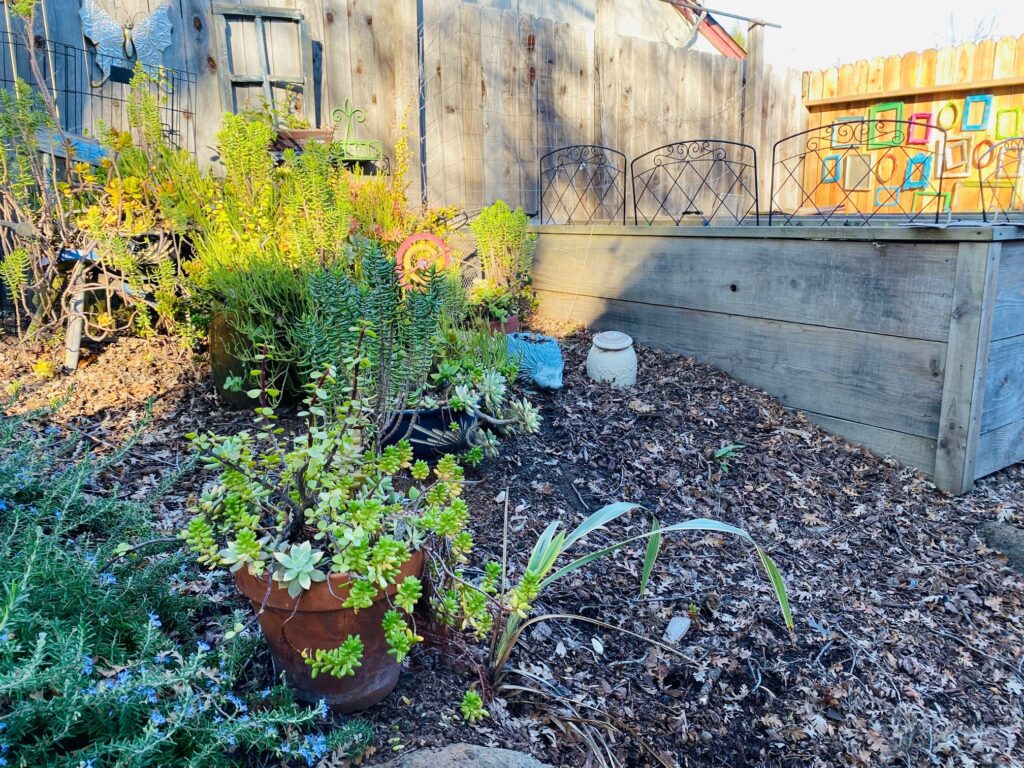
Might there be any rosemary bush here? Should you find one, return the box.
[0,411,371,767]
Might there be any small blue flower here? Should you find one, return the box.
[83,553,98,566]
[82,656,94,675]
[226,735,237,747]
[150,711,166,726]
[53,510,62,520]
[0,755,8,766]
[115,669,131,686]
[316,699,327,718]
[0,632,10,643]
[98,572,116,586]
[909,579,918,588]
[260,688,271,699]
[0,501,8,512]
[148,613,162,628]
[82,686,98,696]
[226,692,248,712]
[142,687,158,704]
[265,725,278,738]
[197,640,211,653]
[153,651,170,665]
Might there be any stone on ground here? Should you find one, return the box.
[377,743,550,768]
[979,522,1024,574]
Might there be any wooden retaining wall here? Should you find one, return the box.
[530,224,1024,494]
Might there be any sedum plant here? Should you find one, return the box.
[467,200,536,321]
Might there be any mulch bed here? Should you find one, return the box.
[3,324,1023,767]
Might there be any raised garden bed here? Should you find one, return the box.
[531,224,1024,494]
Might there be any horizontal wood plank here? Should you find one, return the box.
[533,234,958,341]
[800,410,937,476]
[537,290,946,438]
[981,333,1024,432]
[530,225,1024,242]
[991,242,1024,341]
[976,417,1024,478]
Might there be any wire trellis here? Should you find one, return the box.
[539,144,626,225]
[769,120,948,226]
[631,139,758,226]
[979,137,1024,224]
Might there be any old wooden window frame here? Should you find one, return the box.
[211,3,314,122]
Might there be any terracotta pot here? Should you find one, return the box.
[488,314,520,334]
[234,548,425,712]
[273,127,335,151]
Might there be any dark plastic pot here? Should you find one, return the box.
[234,549,425,712]
[488,314,520,334]
[208,313,252,408]
[380,406,478,460]
[273,127,335,151]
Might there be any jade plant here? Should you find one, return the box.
[181,353,482,673]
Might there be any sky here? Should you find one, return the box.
[716,0,1024,71]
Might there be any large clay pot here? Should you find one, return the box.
[235,548,425,712]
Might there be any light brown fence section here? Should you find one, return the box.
[801,35,1024,215]
[4,1,806,214]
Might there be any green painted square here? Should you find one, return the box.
[867,102,906,149]
[912,190,951,213]
[996,107,1021,140]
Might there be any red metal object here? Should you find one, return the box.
[235,549,425,712]
[671,4,747,59]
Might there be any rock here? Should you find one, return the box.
[376,743,551,768]
[663,615,691,644]
[979,522,1024,574]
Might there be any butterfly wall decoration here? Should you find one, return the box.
[79,0,172,86]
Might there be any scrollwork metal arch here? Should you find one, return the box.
[538,145,627,225]
[630,139,759,226]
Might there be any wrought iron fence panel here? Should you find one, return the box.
[538,145,626,225]
[769,120,947,226]
[0,30,197,156]
[979,137,1024,224]
[631,140,759,226]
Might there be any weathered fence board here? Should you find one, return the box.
[3,0,806,212]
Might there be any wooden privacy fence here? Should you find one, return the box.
[802,34,1024,216]
[0,0,805,214]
